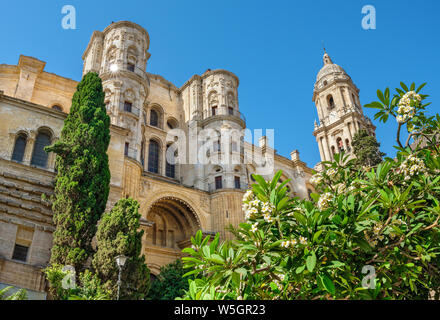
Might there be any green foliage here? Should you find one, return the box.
[352,129,385,167]
[0,286,28,300]
[148,259,194,300]
[180,83,440,300]
[46,72,111,271]
[92,198,150,300]
[44,264,109,300]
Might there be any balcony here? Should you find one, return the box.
[120,102,140,117]
[101,60,150,86]
[208,179,249,192]
[202,107,246,124]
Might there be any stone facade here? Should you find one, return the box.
[0,21,375,298]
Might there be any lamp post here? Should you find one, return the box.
[115,254,127,300]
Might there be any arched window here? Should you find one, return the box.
[215,176,223,190]
[12,133,27,163]
[336,137,344,152]
[328,95,335,109]
[166,145,176,179]
[167,118,178,130]
[148,140,160,174]
[52,105,63,112]
[31,130,52,168]
[150,110,159,127]
[345,139,351,152]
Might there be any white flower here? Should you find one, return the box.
[299,236,307,245]
[396,91,421,124]
[326,168,337,179]
[310,173,323,185]
[250,223,258,233]
[399,154,426,180]
[317,192,333,210]
[336,183,346,194]
[263,213,274,223]
[281,239,297,248]
[243,190,254,202]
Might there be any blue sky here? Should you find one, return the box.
[1,0,439,168]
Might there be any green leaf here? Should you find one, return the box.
[364,101,383,109]
[306,251,317,272]
[400,82,409,92]
[296,265,306,274]
[377,90,385,104]
[416,82,427,93]
[321,274,336,295]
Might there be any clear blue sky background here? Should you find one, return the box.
[1,0,439,168]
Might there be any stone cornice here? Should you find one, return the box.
[0,93,66,120]
[141,173,209,196]
[201,114,245,128]
[102,21,150,49]
[179,69,240,92]
[147,72,179,92]
[0,92,130,136]
[313,112,365,136]
[312,78,359,101]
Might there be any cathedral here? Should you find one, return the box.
[0,21,374,299]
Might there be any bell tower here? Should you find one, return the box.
[312,51,376,163]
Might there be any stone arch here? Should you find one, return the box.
[144,196,202,250]
[149,103,164,129]
[30,127,54,169]
[11,131,28,163]
[166,116,179,130]
[147,137,163,174]
[327,94,335,109]
[278,172,294,195]
[49,101,64,112]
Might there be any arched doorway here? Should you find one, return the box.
[145,197,201,251]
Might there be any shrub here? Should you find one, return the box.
[180,83,440,300]
[148,259,193,300]
[92,198,150,300]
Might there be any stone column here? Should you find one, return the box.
[23,130,37,165]
[317,138,325,162]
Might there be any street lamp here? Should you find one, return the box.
[115,254,127,300]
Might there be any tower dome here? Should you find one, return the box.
[315,52,350,90]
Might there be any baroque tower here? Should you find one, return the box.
[313,52,375,164]
[82,21,151,199]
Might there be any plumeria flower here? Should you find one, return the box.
[326,168,337,179]
[317,192,333,210]
[310,173,323,185]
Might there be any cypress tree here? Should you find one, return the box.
[352,129,385,167]
[92,198,150,300]
[46,72,111,272]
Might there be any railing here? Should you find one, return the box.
[120,102,140,117]
[316,104,363,128]
[101,60,150,85]
[208,179,248,192]
[203,107,246,123]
